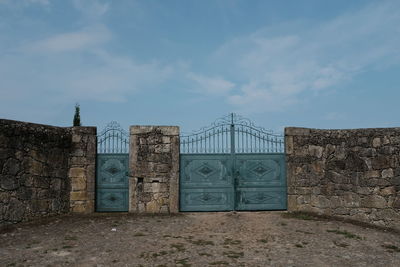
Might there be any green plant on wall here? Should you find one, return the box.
[73,103,81,126]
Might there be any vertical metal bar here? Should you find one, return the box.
[112,130,114,153]
[107,132,110,153]
[197,134,200,153]
[226,126,229,153]
[242,126,244,153]
[117,132,120,153]
[250,130,253,153]
[230,121,235,154]
[245,128,248,153]
[217,129,220,153]
[213,129,215,153]
[262,135,265,153]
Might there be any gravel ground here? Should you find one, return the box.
[1,211,399,267]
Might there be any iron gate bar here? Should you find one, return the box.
[97,121,129,154]
[180,113,284,154]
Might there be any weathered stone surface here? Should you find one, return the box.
[381,168,394,178]
[0,119,72,227]
[70,191,87,201]
[129,126,179,214]
[71,177,86,191]
[286,126,400,230]
[0,119,96,227]
[68,127,96,214]
[68,167,86,178]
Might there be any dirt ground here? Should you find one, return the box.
[1,212,399,267]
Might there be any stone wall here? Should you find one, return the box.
[68,127,96,213]
[286,127,400,230]
[0,119,96,227]
[129,126,179,213]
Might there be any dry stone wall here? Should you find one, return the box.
[0,119,96,227]
[68,127,96,213]
[286,127,400,230]
[129,126,179,213]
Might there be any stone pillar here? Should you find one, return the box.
[129,126,179,213]
[68,127,96,213]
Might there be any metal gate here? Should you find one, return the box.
[96,121,129,212]
[180,114,286,211]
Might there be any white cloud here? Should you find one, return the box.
[26,26,111,53]
[209,0,400,113]
[187,73,235,96]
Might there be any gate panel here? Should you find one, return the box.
[96,121,129,212]
[179,113,286,212]
[235,154,286,210]
[180,154,234,211]
[96,154,129,211]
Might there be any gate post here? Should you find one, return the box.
[129,126,180,213]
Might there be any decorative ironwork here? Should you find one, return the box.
[97,121,129,153]
[180,113,284,154]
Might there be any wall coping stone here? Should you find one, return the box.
[130,125,179,135]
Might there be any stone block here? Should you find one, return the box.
[70,191,87,201]
[361,195,387,208]
[365,170,380,178]
[155,164,170,173]
[285,127,311,136]
[308,145,323,158]
[68,167,85,178]
[285,136,293,155]
[381,168,394,178]
[372,137,381,147]
[162,136,171,143]
[151,182,168,193]
[70,149,84,157]
[311,195,330,208]
[380,186,396,196]
[393,197,400,208]
[0,175,19,190]
[146,201,160,213]
[138,203,145,212]
[71,177,86,191]
[372,156,391,170]
[71,201,87,213]
[72,134,81,143]
[160,205,169,213]
[342,192,361,208]
[287,195,298,211]
[7,198,25,222]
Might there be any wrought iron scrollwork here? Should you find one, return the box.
[97,121,129,153]
[180,113,284,154]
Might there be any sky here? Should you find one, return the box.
[1,0,400,134]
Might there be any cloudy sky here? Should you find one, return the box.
[1,0,400,133]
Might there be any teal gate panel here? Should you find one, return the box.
[96,154,129,212]
[96,121,130,212]
[180,113,286,212]
[235,154,286,210]
[180,154,234,211]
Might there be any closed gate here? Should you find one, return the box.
[96,122,129,212]
[180,114,286,211]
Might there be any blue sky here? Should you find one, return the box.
[1,0,400,133]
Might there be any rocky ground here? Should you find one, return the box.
[1,211,399,267]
